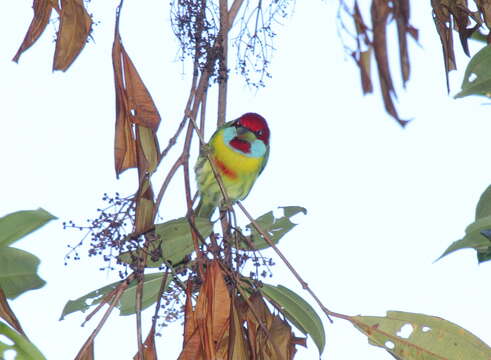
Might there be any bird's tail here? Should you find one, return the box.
[194,198,216,219]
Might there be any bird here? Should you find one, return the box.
[194,112,270,218]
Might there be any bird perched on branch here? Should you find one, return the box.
[194,112,270,218]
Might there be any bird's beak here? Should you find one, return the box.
[236,126,256,142]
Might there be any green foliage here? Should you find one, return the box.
[261,283,325,355]
[118,216,213,268]
[0,321,46,360]
[235,206,307,251]
[0,209,56,299]
[60,272,172,319]
[439,185,491,262]
[353,311,491,360]
[0,208,56,248]
[0,248,46,299]
[455,45,491,99]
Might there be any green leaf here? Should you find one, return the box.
[0,208,56,248]
[455,45,491,99]
[352,311,491,359]
[0,321,46,360]
[438,215,491,262]
[119,272,172,315]
[261,283,325,355]
[0,247,45,299]
[118,217,213,268]
[60,272,172,319]
[476,185,491,220]
[234,206,306,251]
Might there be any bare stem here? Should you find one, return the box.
[74,275,133,360]
[237,201,333,323]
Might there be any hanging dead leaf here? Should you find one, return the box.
[112,28,161,177]
[12,0,54,63]
[352,2,373,94]
[394,0,411,85]
[137,126,161,175]
[244,292,297,360]
[52,0,92,71]
[122,49,161,131]
[74,339,94,360]
[133,327,157,360]
[178,261,231,360]
[352,49,373,94]
[476,0,491,28]
[371,0,408,127]
[0,288,26,337]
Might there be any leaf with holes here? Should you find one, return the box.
[118,217,213,268]
[0,321,46,360]
[119,272,172,316]
[455,45,491,98]
[352,311,491,359]
[234,206,306,251]
[60,272,172,319]
[261,283,325,355]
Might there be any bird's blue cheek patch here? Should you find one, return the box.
[249,140,267,158]
[223,127,237,143]
[222,127,266,158]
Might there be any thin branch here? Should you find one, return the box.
[237,201,333,323]
[75,275,133,360]
[217,0,230,126]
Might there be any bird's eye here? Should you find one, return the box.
[257,130,263,137]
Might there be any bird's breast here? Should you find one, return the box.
[211,131,264,178]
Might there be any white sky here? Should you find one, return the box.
[2,1,491,359]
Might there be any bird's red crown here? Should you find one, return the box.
[236,113,270,145]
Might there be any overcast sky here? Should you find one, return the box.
[2,1,491,359]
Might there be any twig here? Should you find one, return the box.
[217,0,230,126]
[237,201,333,323]
[74,275,133,359]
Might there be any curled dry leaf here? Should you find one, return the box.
[12,0,54,63]
[350,0,417,126]
[112,29,161,177]
[53,0,92,71]
[431,0,484,92]
[133,327,157,360]
[0,288,25,337]
[371,0,408,127]
[179,261,302,359]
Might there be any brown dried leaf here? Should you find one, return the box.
[432,0,457,92]
[12,0,54,63]
[352,49,373,94]
[353,1,370,45]
[179,261,231,359]
[224,297,249,360]
[137,126,161,175]
[371,0,408,127]
[245,292,296,360]
[451,2,481,56]
[182,284,197,344]
[0,288,25,337]
[122,49,162,130]
[394,0,411,85]
[476,0,491,28]
[53,0,92,71]
[113,34,137,176]
[112,29,161,177]
[133,327,157,360]
[74,340,94,360]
